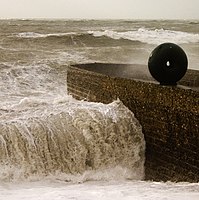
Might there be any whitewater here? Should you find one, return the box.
[0,19,199,199]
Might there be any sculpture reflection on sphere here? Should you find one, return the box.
[148,43,188,85]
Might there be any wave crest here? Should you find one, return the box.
[16,32,79,38]
[0,99,145,182]
[88,28,199,44]
[14,28,199,45]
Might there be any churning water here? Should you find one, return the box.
[0,19,199,199]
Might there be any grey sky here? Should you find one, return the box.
[0,0,198,19]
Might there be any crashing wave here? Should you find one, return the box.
[0,99,145,182]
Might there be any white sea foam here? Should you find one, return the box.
[0,96,145,182]
[0,180,198,200]
[15,28,199,45]
[0,64,67,106]
[16,32,79,38]
[0,21,198,197]
[0,28,196,184]
[88,28,199,44]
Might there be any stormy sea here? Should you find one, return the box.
[0,19,199,199]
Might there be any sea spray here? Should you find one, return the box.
[0,19,198,200]
[0,99,145,182]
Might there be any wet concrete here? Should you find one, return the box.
[67,63,199,182]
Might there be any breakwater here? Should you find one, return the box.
[67,63,199,182]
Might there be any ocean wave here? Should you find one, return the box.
[189,21,199,25]
[11,28,199,47]
[16,32,80,38]
[13,31,141,47]
[88,28,199,44]
[0,99,145,182]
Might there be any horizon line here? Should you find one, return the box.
[0,17,199,21]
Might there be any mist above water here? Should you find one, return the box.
[0,19,198,199]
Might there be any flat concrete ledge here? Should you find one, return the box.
[67,63,199,182]
[73,63,199,91]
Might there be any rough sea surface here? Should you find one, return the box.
[0,19,199,199]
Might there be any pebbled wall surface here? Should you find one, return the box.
[67,63,199,182]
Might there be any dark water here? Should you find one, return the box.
[0,19,198,182]
[0,19,198,68]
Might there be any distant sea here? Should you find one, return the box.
[0,19,199,200]
[0,19,198,69]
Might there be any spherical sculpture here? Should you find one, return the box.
[148,43,188,85]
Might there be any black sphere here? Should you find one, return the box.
[148,43,188,85]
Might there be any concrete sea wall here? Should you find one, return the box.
[67,63,199,182]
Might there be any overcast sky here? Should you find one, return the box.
[0,0,198,20]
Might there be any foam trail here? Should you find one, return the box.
[15,32,80,38]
